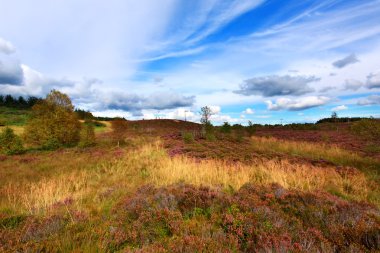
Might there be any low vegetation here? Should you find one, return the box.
[0,91,379,252]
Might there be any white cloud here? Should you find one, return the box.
[332,105,348,111]
[243,108,254,114]
[0,38,15,54]
[235,75,319,97]
[266,96,330,111]
[344,79,363,91]
[366,71,380,89]
[357,95,380,105]
[208,105,221,114]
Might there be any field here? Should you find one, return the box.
[1,107,380,252]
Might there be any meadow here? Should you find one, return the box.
[0,106,379,252]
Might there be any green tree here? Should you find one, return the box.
[24,90,81,149]
[0,127,24,155]
[220,122,231,134]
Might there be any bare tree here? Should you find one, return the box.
[200,106,212,125]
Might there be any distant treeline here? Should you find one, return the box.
[316,117,370,124]
[0,94,42,109]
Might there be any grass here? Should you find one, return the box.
[1,140,377,216]
[250,136,380,174]
[0,106,30,126]
[0,124,379,251]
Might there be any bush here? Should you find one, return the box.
[24,90,81,149]
[79,123,96,147]
[246,121,256,136]
[351,119,380,141]
[220,122,231,134]
[111,118,128,147]
[182,132,194,144]
[0,127,24,155]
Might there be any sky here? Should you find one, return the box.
[0,0,380,125]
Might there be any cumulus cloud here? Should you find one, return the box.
[319,86,335,93]
[266,96,330,111]
[0,38,15,54]
[104,92,195,115]
[366,71,380,89]
[357,95,380,105]
[0,60,23,85]
[243,108,254,114]
[208,105,221,114]
[344,79,363,91]
[332,105,348,111]
[235,75,319,97]
[332,53,359,68]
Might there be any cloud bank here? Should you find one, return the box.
[235,75,319,97]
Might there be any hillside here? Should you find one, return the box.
[0,107,379,252]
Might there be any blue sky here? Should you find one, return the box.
[0,0,380,124]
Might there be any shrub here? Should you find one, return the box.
[220,122,231,134]
[182,132,194,144]
[351,119,380,141]
[246,121,256,136]
[24,90,81,149]
[0,127,24,155]
[111,118,128,147]
[79,122,96,147]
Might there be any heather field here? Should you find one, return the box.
[1,107,380,252]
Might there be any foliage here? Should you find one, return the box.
[24,90,81,149]
[0,106,30,126]
[316,117,366,124]
[246,120,256,136]
[351,119,380,141]
[0,127,24,155]
[182,132,194,144]
[200,106,212,125]
[0,94,41,109]
[282,123,319,130]
[74,109,94,120]
[79,121,96,147]
[220,122,231,134]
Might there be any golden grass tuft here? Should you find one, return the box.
[0,141,377,215]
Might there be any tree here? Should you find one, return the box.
[4,95,14,107]
[79,121,96,147]
[0,127,24,155]
[200,106,212,125]
[111,118,128,147]
[331,111,338,120]
[24,90,81,149]
[246,120,256,136]
[220,122,231,134]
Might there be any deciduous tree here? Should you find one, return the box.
[24,90,81,149]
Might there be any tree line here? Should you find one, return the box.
[0,94,42,109]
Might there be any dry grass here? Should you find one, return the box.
[250,136,379,171]
[0,125,24,135]
[0,141,377,215]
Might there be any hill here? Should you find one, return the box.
[0,108,379,252]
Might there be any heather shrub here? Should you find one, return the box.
[182,132,194,144]
[351,119,380,141]
[111,184,380,252]
[111,118,128,147]
[0,127,24,155]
